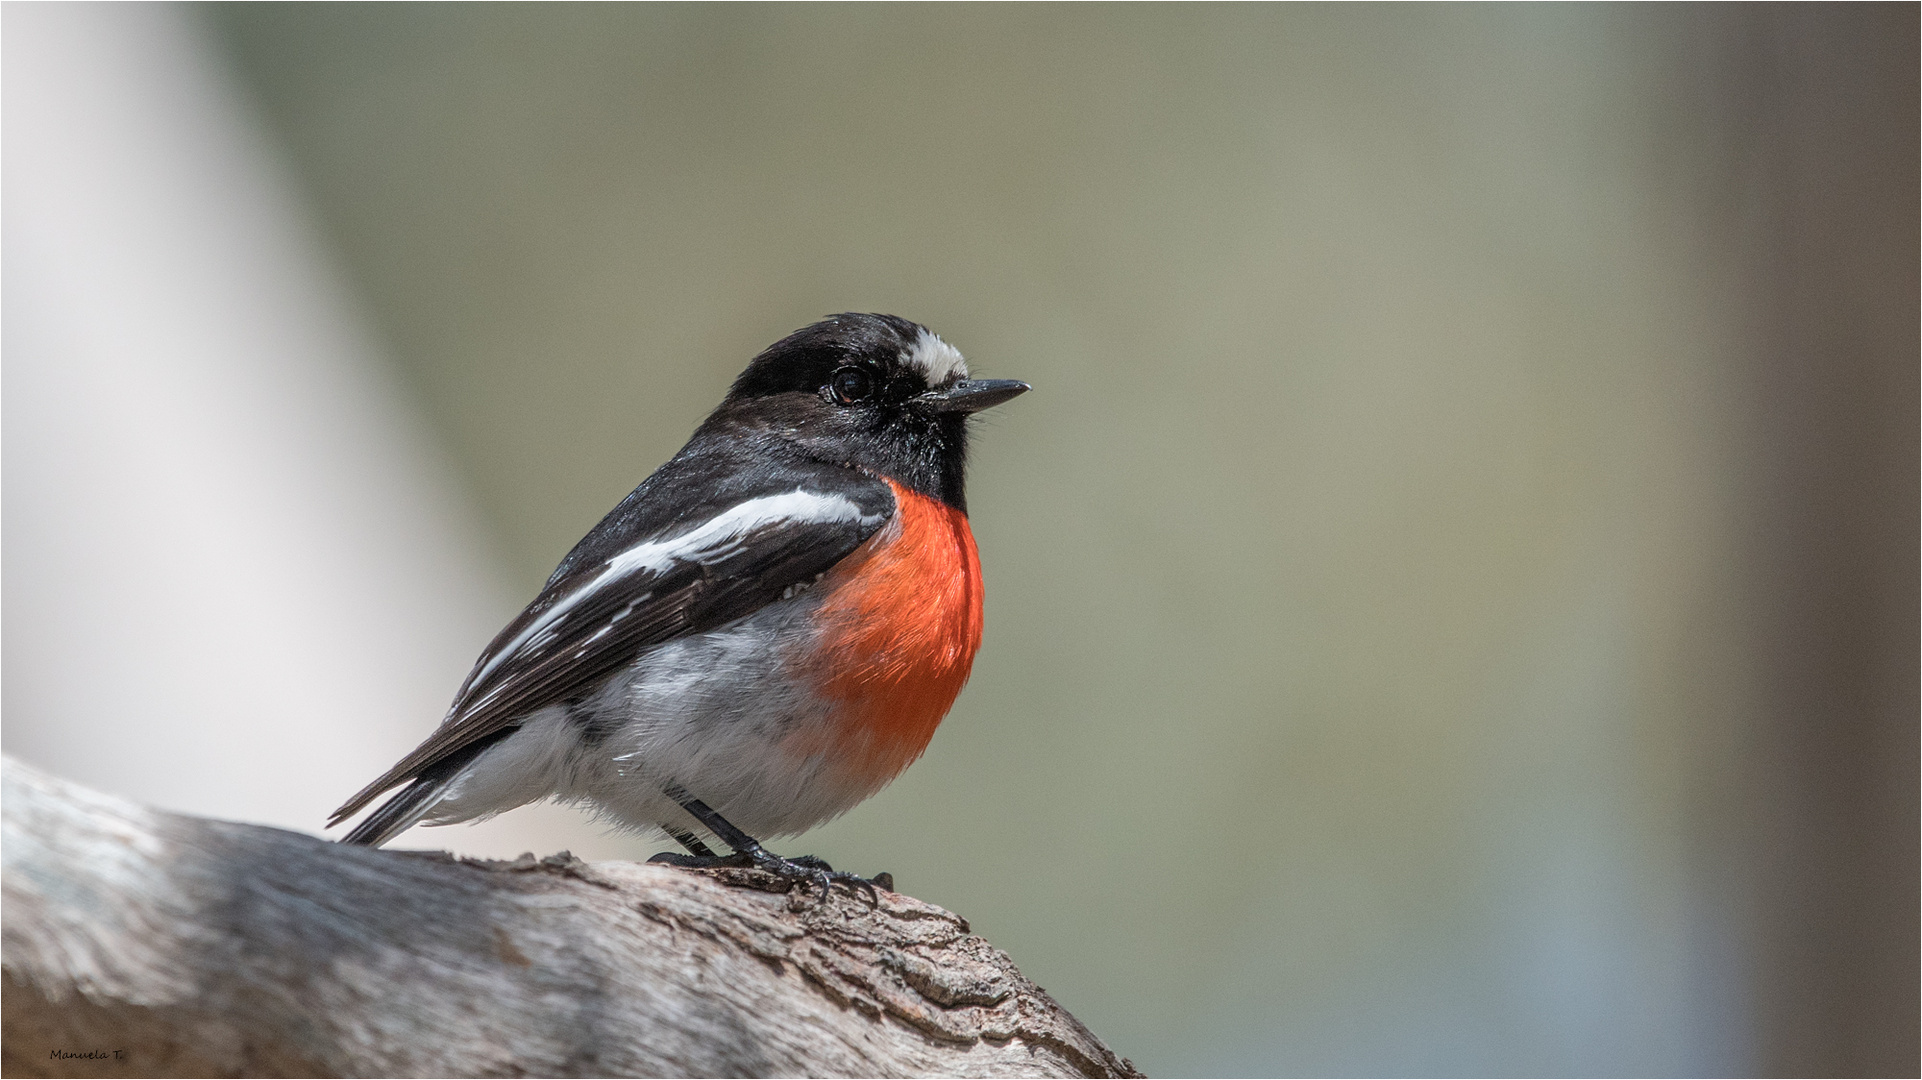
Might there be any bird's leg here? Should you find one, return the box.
[646,785,884,903]
[663,827,716,858]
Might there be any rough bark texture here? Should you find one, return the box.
[1,758,1139,1078]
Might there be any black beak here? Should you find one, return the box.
[917,378,1031,414]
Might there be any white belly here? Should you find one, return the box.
[422,591,887,842]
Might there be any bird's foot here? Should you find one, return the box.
[648,847,889,904]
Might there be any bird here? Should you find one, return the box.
[328,313,1027,896]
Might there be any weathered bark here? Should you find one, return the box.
[1,757,1139,1078]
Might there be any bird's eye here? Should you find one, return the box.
[829,366,874,405]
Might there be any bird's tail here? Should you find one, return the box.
[339,772,463,847]
[337,732,510,847]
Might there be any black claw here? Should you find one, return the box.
[647,850,748,869]
[732,845,880,905]
[651,847,880,905]
[842,874,882,906]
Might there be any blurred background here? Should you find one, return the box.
[4,4,1913,1076]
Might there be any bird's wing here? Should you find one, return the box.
[329,478,894,827]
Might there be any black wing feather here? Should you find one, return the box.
[330,445,893,828]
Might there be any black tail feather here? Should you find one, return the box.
[337,728,516,847]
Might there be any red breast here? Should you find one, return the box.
[798,477,984,786]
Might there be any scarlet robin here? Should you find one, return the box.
[330,314,1027,896]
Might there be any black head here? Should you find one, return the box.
[704,314,1028,511]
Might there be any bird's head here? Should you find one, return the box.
[709,313,1028,511]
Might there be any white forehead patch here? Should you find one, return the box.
[902,328,968,385]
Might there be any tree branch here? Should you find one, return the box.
[1,757,1139,1078]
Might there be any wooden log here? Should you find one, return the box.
[1,757,1139,1078]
